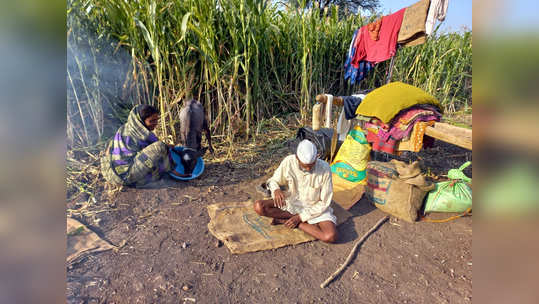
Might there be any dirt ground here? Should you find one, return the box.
[67,133,472,304]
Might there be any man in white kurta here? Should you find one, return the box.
[254,140,337,243]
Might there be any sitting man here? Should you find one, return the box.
[254,139,337,243]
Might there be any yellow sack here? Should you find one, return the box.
[330,126,371,183]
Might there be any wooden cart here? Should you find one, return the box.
[314,94,472,151]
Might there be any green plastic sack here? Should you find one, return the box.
[424,162,472,213]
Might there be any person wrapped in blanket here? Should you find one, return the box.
[100,105,184,187]
[254,140,337,243]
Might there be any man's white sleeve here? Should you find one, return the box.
[267,158,288,197]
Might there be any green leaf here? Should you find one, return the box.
[134,17,157,60]
[180,12,192,42]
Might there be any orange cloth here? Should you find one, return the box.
[367,18,382,41]
[397,121,435,152]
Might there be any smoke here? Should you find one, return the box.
[67,6,147,149]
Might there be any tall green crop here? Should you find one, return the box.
[67,0,472,149]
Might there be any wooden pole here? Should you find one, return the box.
[425,122,472,150]
[315,94,344,106]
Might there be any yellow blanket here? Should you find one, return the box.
[355,82,440,124]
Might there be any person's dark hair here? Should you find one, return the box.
[138,105,159,121]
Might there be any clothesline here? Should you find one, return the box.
[344,0,449,86]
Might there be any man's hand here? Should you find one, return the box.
[273,189,286,208]
[284,214,302,229]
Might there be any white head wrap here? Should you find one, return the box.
[296,139,317,164]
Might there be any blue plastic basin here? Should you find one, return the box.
[169,146,205,180]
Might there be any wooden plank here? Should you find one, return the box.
[315,94,344,106]
[425,123,472,150]
[432,122,472,140]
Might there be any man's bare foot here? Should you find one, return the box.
[271,218,287,225]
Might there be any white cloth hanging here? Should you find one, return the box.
[426,0,449,35]
[324,94,333,128]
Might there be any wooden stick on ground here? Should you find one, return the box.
[320,216,389,288]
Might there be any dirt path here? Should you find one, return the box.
[67,139,472,304]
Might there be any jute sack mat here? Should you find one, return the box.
[207,201,351,254]
[67,217,114,265]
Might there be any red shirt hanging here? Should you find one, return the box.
[351,8,405,66]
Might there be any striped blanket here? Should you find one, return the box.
[101,106,172,186]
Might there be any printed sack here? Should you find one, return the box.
[330,126,371,183]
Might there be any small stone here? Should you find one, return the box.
[182,285,191,291]
[182,242,188,249]
[134,281,144,292]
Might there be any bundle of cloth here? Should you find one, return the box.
[344,0,448,85]
[363,104,441,154]
[337,82,442,155]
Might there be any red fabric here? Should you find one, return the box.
[351,8,405,65]
[366,129,397,154]
[366,128,379,143]
[351,30,366,68]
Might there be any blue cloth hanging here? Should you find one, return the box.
[343,29,374,85]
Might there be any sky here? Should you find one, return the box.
[379,0,472,33]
